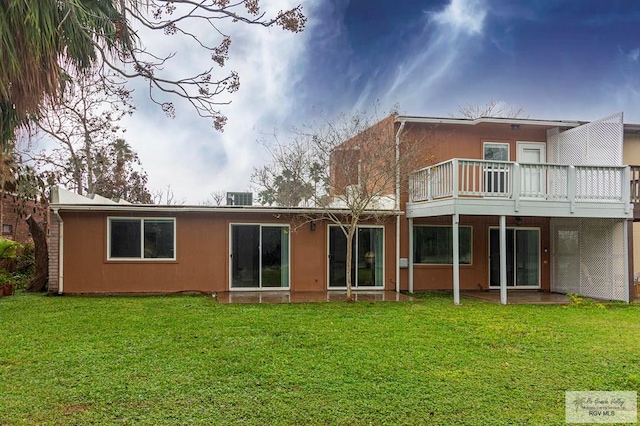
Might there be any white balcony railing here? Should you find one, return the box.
[409,159,630,205]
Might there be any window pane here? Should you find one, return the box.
[144,220,174,258]
[484,144,509,161]
[231,225,260,288]
[413,226,471,265]
[110,219,141,258]
[261,226,289,288]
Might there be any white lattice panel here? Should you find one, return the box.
[551,219,580,294]
[548,112,623,166]
[547,128,560,163]
[551,218,628,301]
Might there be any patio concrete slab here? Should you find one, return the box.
[215,290,414,304]
[461,290,571,304]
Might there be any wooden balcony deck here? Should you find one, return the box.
[408,159,633,219]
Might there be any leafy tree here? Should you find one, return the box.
[252,136,320,206]
[253,110,427,300]
[92,139,152,203]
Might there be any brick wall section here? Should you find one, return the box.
[47,212,60,294]
[1,195,45,243]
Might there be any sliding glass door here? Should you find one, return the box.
[328,226,384,288]
[489,228,540,288]
[230,224,289,289]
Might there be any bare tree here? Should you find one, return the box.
[254,111,428,300]
[455,99,528,119]
[201,190,227,206]
[152,184,186,205]
[32,71,152,203]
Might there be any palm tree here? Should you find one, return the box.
[0,0,134,124]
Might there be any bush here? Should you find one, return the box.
[0,242,35,291]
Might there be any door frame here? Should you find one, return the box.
[488,226,541,289]
[229,223,291,291]
[516,141,547,197]
[326,224,385,290]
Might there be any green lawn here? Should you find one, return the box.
[0,294,638,425]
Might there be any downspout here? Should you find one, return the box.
[395,120,406,293]
[52,208,64,295]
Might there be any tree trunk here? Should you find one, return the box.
[25,215,48,292]
[345,225,356,302]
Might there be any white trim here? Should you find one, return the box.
[52,209,64,295]
[51,203,403,215]
[453,214,460,305]
[516,141,546,162]
[408,217,414,293]
[517,141,547,198]
[327,224,385,290]
[395,121,405,293]
[488,226,542,290]
[228,223,291,291]
[499,216,507,305]
[396,116,582,128]
[107,217,177,261]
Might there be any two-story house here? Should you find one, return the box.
[46,112,636,303]
[394,112,633,304]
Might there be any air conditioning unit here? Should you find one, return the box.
[226,192,253,206]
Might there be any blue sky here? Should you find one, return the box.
[119,0,640,203]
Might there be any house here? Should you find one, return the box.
[47,187,399,294]
[395,112,634,303]
[1,193,46,244]
[47,112,637,303]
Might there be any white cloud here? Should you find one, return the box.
[380,0,488,109]
[627,48,640,62]
[431,0,487,36]
[119,0,313,204]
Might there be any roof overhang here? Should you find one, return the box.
[49,203,403,216]
[395,115,584,128]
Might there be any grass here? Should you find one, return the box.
[0,293,639,425]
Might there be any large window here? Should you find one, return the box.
[108,218,175,260]
[413,226,472,265]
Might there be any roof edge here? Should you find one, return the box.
[49,203,403,216]
[395,115,583,128]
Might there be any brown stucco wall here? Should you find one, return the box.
[393,121,557,292]
[400,121,553,166]
[57,210,398,294]
[406,215,551,292]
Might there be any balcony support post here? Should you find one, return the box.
[568,166,576,213]
[408,217,414,294]
[452,159,459,199]
[500,215,507,305]
[452,213,460,305]
[513,163,521,212]
[623,166,631,214]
